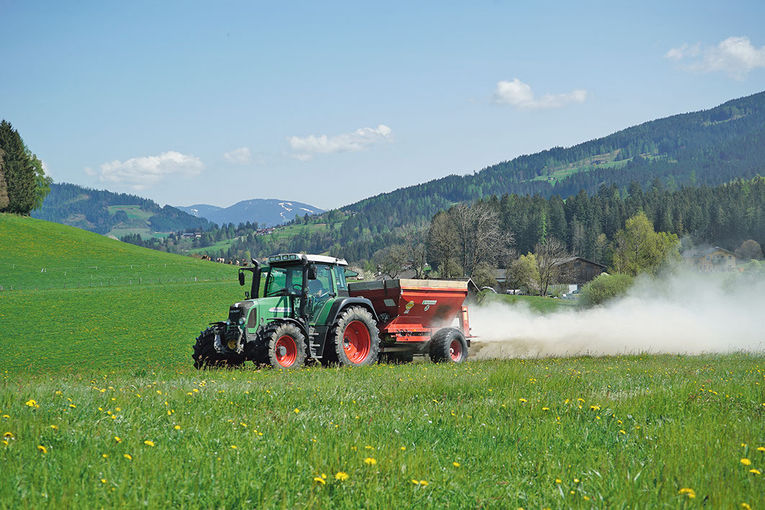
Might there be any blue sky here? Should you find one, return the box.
[2,1,764,209]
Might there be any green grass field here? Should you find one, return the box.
[479,292,578,314]
[1,214,763,508]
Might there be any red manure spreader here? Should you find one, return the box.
[349,278,472,363]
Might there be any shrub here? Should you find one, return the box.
[579,273,634,306]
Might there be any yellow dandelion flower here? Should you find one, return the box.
[230,445,237,449]
[741,458,752,466]
[294,408,300,413]
[102,453,109,458]
[1,440,8,446]
[69,404,76,408]
[411,479,420,485]
[114,436,122,443]
[619,430,626,435]
[741,504,751,510]
[100,478,107,484]
[400,446,406,451]
[678,488,695,498]
[750,469,761,475]
[590,405,600,411]
[144,440,155,447]
[574,478,580,483]
[313,477,326,485]
[365,445,374,450]
[50,425,58,430]
[757,447,765,453]
[519,398,527,403]
[174,425,181,430]
[364,457,377,465]
[555,479,562,484]
[453,462,460,467]
[37,445,48,454]
[25,399,39,408]
[123,454,132,460]
[419,480,429,486]
[335,471,349,481]
[4,432,14,438]
[542,407,550,411]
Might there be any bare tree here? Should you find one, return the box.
[427,211,459,275]
[534,237,569,296]
[401,224,429,278]
[373,244,409,279]
[451,202,513,277]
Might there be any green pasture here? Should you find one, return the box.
[479,292,578,314]
[1,215,763,508]
[1,356,763,508]
[0,214,236,290]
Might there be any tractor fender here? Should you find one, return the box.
[262,317,309,339]
[326,297,379,326]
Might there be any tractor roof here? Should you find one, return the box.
[267,253,348,266]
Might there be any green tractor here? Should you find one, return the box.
[193,253,380,369]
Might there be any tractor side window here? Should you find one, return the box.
[308,264,332,297]
[333,265,348,291]
[265,266,303,296]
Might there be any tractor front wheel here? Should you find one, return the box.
[193,327,244,369]
[330,307,380,366]
[429,328,468,363]
[266,323,307,370]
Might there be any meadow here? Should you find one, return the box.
[1,214,763,508]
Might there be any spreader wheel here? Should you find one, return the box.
[330,306,380,366]
[267,323,307,370]
[429,328,468,363]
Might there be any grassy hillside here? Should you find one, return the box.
[0,214,235,290]
[0,214,241,373]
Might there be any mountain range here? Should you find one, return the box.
[176,199,323,227]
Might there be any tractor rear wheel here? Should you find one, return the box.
[266,323,307,370]
[330,307,380,366]
[429,328,468,363]
[193,327,244,369]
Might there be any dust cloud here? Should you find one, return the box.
[469,268,765,359]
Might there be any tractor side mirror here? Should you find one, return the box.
[307,264,317,280]
[238,270,245,286]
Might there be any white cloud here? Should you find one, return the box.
[493,79,587,110]
[666,36,765,79]
[98,151,204,190]
[288,124,392,160]
[223,147,252,164]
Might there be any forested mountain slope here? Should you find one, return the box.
[32,182,210,238]
[341,91,765,234]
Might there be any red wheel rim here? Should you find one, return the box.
[275,335,298,367]
[449,339,463,362]
[343,320,371,364]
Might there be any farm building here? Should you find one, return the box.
[553,256,607,285]
[684,246,738,272]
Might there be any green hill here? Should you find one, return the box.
[31,182,210,239]
[0,214,240,373]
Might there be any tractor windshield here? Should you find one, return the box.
[264,265,304,297]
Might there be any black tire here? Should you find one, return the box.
[380,351,414,364]
[329,306,380,367]
[192,327,244,369]
[429,328,468,363]
[266,322,307,370]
